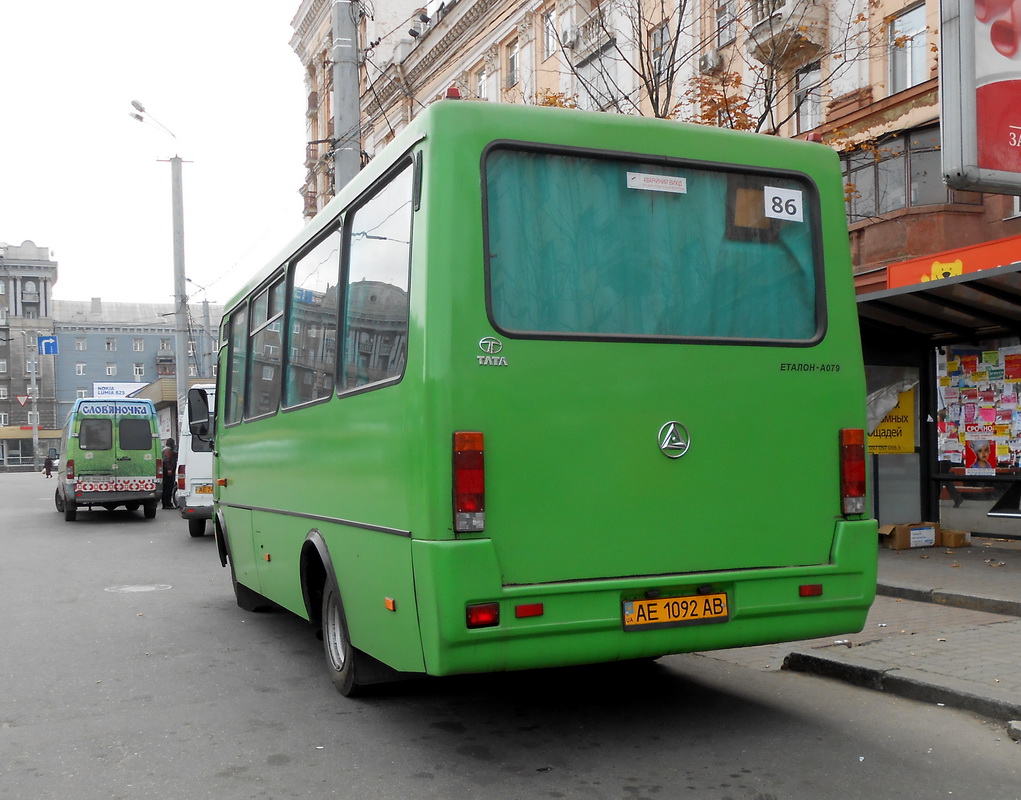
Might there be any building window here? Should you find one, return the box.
[476,66,488,100]
[133,338,144,351]
[717,0,737,47]
[76,389,88,399]
[105,338,117,351]
[0,387,6,399]
[25,358,38,374]
[75,363,86,376]
[651,23,670,82]
[543,10,557,60]
[841,126,977,222]
[505,39,519,87]
[75,338,86,351]
[133,363,145,378]
[28,411,39,425]
[796,62,823,133]
[106,363,117,376]
[0,359,6,373]
[0,413,7,425]
[889,5,927,95]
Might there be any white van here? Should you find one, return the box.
[176,384,216,537]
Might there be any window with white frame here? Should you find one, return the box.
[133,338,144,351]
[75,363,86,375]
[25,357,38,374]
[28,411,39,425]
[76,389,88,399]
[0,359,6,373]
[159,338,171,351]
[505,39,519,87]
[0,413,7,425]
[105,338,116,351]
[106,363,117,376]
[0,387,6,399]
[717,0,737,47]
[133,363,144,378]
[75,338,86,351]
[651,23,670,82]
[889,5,927,95]
[796,62,823,133]
[476,66,488,100]
[543,9,557,60]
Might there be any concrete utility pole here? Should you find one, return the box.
[332,0,361,190]
[169,155,189,437]
[25,331,40,472]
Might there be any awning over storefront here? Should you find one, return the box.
[857,261,1021,345]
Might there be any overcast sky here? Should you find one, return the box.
[1,2,308,307]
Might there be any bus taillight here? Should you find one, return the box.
[177,464,186,491]
[839,428,866,515]
[453,431,485,532]
[156,458,163,481]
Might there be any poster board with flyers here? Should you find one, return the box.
[937,343,1021,474]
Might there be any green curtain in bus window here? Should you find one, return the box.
[485,150,818,341]
[119,418,153,450]
[79,419,112,450]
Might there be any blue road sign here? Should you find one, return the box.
[38,336,58,355]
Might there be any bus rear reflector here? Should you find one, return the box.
[515,603,544,618]
[466,602,499,628]
[799,584,824,597]
[840,428,866,515]
[453,431,485,532]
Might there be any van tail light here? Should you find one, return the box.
[66,459,75,480]
[453,431,485,532]
[177,464,186,491]
[156,458,163,480]
[839,428,866,515]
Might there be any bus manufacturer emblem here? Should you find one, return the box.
[479,337,503,354]
[658,421,690,458]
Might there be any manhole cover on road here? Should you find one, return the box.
[104,584,172,593]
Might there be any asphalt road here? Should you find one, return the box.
[2,472,1018,800]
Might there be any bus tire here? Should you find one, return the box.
[54,489,64,513]
[64,498,77,522]
[188,518,206,537]
[143,500,158,519]
[321,582,366,697]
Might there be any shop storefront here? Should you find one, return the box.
[857,235,1021,539]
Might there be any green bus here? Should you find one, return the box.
[190,99,876,696]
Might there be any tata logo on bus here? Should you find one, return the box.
[658,421,691,459]
[477,337,509,366]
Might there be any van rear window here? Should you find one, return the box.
[119,419,154,451]
[483,147,821,343]
[79,419,112,450]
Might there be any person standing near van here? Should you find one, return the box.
[162,438,177,509]
[44,455,54,478]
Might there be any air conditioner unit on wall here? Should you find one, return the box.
[562,26,579,49]
[699,49,723,73]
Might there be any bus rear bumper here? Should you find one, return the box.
[412,519,878,677]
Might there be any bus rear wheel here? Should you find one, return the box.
[64,498,77,522]
[321,583,366,697]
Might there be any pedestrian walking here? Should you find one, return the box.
[44,455,54,478]
[162,438,177,509]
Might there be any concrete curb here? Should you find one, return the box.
[783,650,1021,721]
[877,583,1021,618]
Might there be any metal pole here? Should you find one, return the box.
[332,0,361,190]
[27,331,40,471]
[170,156,189,439]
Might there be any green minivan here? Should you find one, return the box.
[54,398,162,521]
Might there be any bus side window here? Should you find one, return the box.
[340,164,413,393]
[284,228,342,408]
[224,305,249,425]
[245,275,285,419]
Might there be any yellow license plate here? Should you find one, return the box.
[623,593,729,631]
[195,484,214,494]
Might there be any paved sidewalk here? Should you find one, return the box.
[785,537,1021,722]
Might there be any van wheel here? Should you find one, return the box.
[322,582,366,697]
[64,499,77,522]
[125,502,140,512]
[188,519,206,537]
[54,489,64,513]
[143,500,158,519]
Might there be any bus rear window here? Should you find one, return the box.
[483,147,821,342]
[79,419,112,450]
[119,418,153,451]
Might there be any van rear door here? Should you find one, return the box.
[114,403,157,489]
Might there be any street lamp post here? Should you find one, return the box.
[129,101,190,438]
[20,330,40,472]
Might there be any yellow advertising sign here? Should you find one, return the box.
[868,388,916,455]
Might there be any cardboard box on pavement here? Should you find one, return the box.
[879,522,941,550]
[940,528,972,548]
